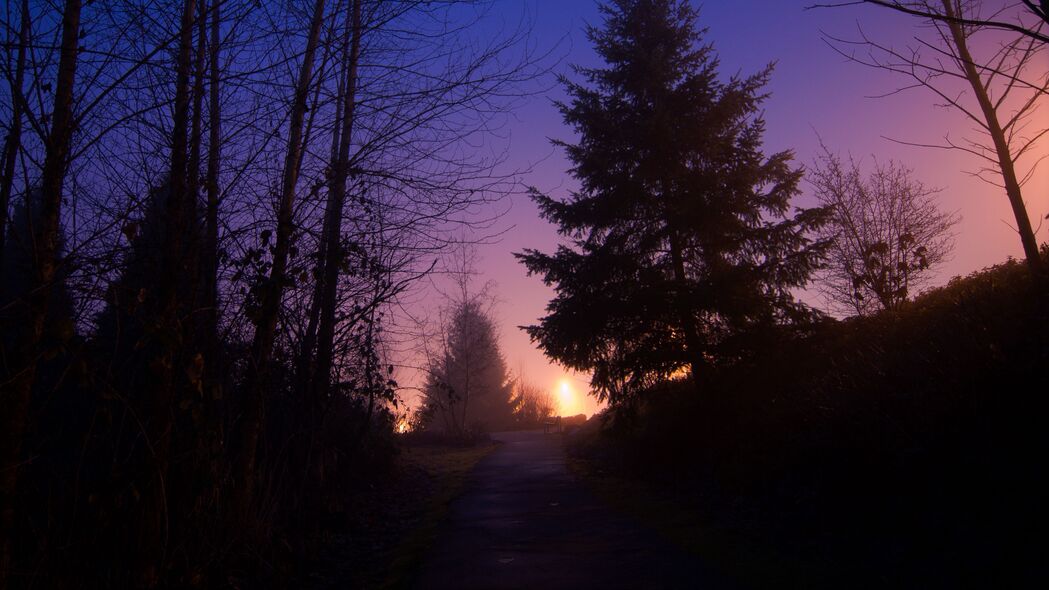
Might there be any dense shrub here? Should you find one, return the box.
[578,255,1049,587]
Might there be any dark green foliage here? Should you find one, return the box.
[518,0,829,404]
[580,253,1049,586]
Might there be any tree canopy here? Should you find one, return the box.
[809,149,958,316]
[517,0,830,404]
[423,299,514,434]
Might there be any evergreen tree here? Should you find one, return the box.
[517,0,830,404]
[422,299,514,434]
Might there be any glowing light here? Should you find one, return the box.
[396,418,409,434]
[556,379,576,415]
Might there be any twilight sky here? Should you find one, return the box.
[402,0,1049,417]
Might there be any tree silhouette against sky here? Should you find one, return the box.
[518,0,831,404]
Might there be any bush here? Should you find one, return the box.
[581,255,1049,587]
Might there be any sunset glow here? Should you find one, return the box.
[556,379,577,416]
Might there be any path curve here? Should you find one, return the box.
[413,430,731,589]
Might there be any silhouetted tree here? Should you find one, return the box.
[0,0,543,584]
[510,379,555,427]
[1,191,76,382]
[517,0,830,404]
[238,0,331,526]
[0,0,29,270]
[824,0,1047,272]
[423,299,514,434]
[813,0,1049,43]
[0,0,82,582]
[810,148,959,315]
[0,191,80,588]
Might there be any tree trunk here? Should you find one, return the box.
[668,229,706,395]
[189,0,206,234]
[0,0,82,584]
[238,0,328,523]
[204,0,221,357]
[296,54,347,392]
[313,0,362,411]
[942,0,1043,271]
[0,0,29,272]
[136,0,197,582]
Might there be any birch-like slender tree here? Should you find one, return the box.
[825,0,1047,271]
[0,0,83,584]
[238,0,330,521]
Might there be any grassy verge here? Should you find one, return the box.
[377,443,498,588]
[303,441,498,589]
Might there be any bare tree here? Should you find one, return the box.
[417,245,511,434]
[510,378,555,426]
[824,0,1047,271]
[813,0,1049,43]
[0,0,547,583]
[202,0,222,355]
[0,0,28,270]
[237,0,330,524]
[0,0,82,584]
[311,0,363,412]
[810,147,959,315]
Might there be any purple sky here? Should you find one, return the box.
[404,1,1049,417]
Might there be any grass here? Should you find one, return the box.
[378,443,499,588]
[302,440,498,589]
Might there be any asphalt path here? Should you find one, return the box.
[413,430,732,589]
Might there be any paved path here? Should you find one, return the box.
[413,431,732,589]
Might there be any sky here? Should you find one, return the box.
[401,1,1049,418]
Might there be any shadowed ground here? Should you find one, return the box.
[413,430,732,589]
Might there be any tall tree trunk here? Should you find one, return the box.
[237,0,328,523]
[188,0,206,247]
[942,0,1042,272]
[0,0,82,584]
[312,0,362,411]
[204,0,221,360]
[297,57,348,391]
[0,0,29,272]
[135,0,196,583]
[199,0,224,521]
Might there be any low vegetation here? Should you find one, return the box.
[302,439,498,589]
[569,254,1048,587]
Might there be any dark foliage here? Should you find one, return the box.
[576,253,1049,587]
[1,186,399,588]
[517,0,830,404]
[421,300,514,435]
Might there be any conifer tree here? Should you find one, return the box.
[423,299,514,434]
[517,0,830,404]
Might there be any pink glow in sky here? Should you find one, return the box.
[401,1,1049,417]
